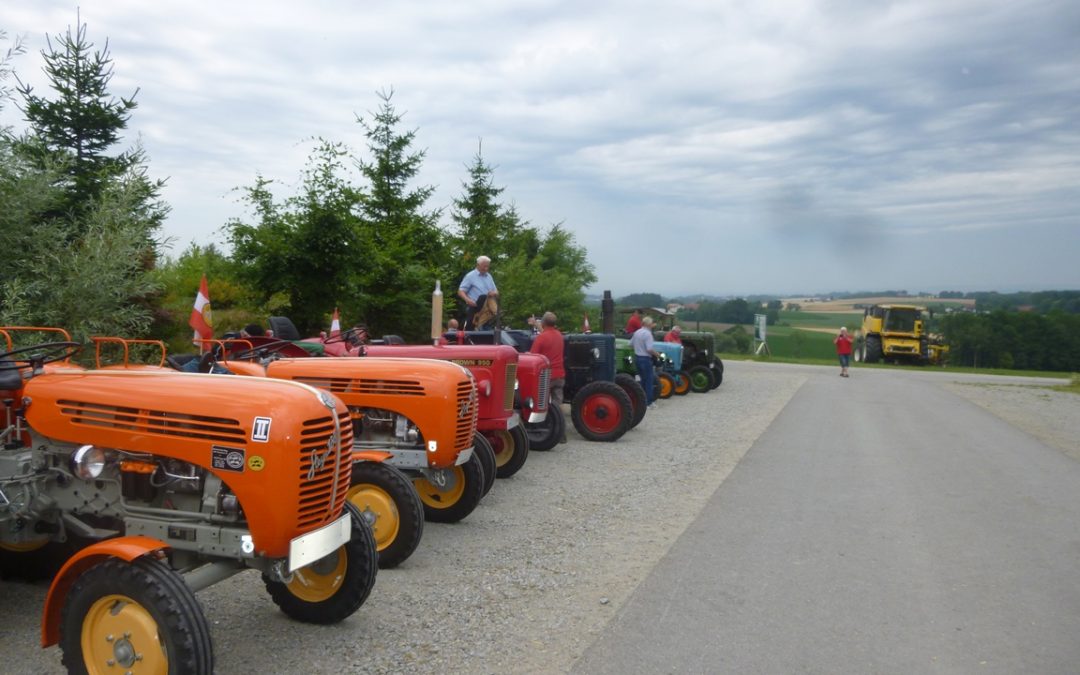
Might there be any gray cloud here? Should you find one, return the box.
[1,0,1078,295]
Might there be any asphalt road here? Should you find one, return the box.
[573,367,1080,674]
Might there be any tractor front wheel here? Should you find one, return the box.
[484,426,530,478]
[614,373,647,428]
[656,372,675,399]
[264,502,378,624]
[346,461,424,569]
[864,335,883,363]
[60,557,214,675]
[571,381,632,442]
[673,371,691,396]
[413,454,486,522]
[687,365,715,393]
[525,405,565,451]
[472,432,497,496]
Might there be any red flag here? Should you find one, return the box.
[330,308,341,337]
[583,313,591,333]
[189,275,213,346]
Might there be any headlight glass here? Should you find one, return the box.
[71,445,106,480]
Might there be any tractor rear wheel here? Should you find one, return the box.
[413,454,486,523]
[673,371,691,396]
[864,335,883,363]
[484,426,530,479]
[571,381,632,442]
[265,502,378,623]
[614,373,647,428]
[61,557,213,675]
[346,461,424,569]
[472,432,497,495]
[709,357,724,388]
[687,365,714,393]
[525,404,565,451]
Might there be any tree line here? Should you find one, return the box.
[1,20,596,349]
[940,310,1080,372]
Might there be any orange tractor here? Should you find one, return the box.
[0,330,378,673]
[90,334,487,569]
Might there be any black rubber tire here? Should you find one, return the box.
[524,404,565,451]
[347,461,425,569]
[865,335,883,363]
[484,426,530,479]
[656,372,675,399]
[709,357,724,388]
[472,432,497,496]
[853,337,865,363]
[614,373,647,428]
[673,371,691,396]
[264,502,378,623]
[571,380,632,442]
[414,453,486,523]
[687,365,715,393]
[60,557,213,675]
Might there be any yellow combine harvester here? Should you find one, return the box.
[853,304,948,365]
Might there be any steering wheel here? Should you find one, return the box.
[0,341,83,371]
[324,325,368,347]
[229,339,295,362]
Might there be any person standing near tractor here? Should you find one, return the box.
[631,316,661,408]
[835,327,853,377]
[530,311,567,443]
[624,309,642,336]
[664,325,683,344]
[458,255,498,330]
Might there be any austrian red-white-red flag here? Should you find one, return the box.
[189,275,213,345]
[330,308,341,337]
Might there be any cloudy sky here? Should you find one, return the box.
[2,1,1078,297]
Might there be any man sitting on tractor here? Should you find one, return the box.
[624,309,642,336]
[664,325,683,344]
[459,255,498,330]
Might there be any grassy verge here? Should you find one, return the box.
[718,351,1074,380]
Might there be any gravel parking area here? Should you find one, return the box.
[3,361,1074,673]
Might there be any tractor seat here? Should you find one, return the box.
[268,316,301,341]
[0,359,25,390]
[165,354,199,371]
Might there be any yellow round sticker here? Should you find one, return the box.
[248,455,266,471]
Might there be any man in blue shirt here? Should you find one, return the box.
[630,316,661,407]
[458,255,499,329]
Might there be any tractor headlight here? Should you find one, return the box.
[71,445,106,480]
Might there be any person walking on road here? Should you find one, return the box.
[835,327,853,377]
[631,316,661,407]
[458,255,498,330]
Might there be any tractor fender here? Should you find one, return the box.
[352,450,394,463]
[41,535,169,647]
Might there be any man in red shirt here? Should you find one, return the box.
[834,326,853,377]
[530,312,566,442]
[624,309,642,335]
[663,325,683,344]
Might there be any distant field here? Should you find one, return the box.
[781,296,975,312]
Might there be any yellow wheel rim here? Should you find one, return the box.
[487,430,514,468]
[413,467,465,508]
[81,594,168,675]
[287,548,347,603]
[660,377,673,398]
[0,539,48,552]
[346,483,400,552]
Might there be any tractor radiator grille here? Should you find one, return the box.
[502,363,517,412]
[537,368,551,410]
[293,376,425,397]
[56,400,244,443]
[455,379,477,452]
[296,411,353,530]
